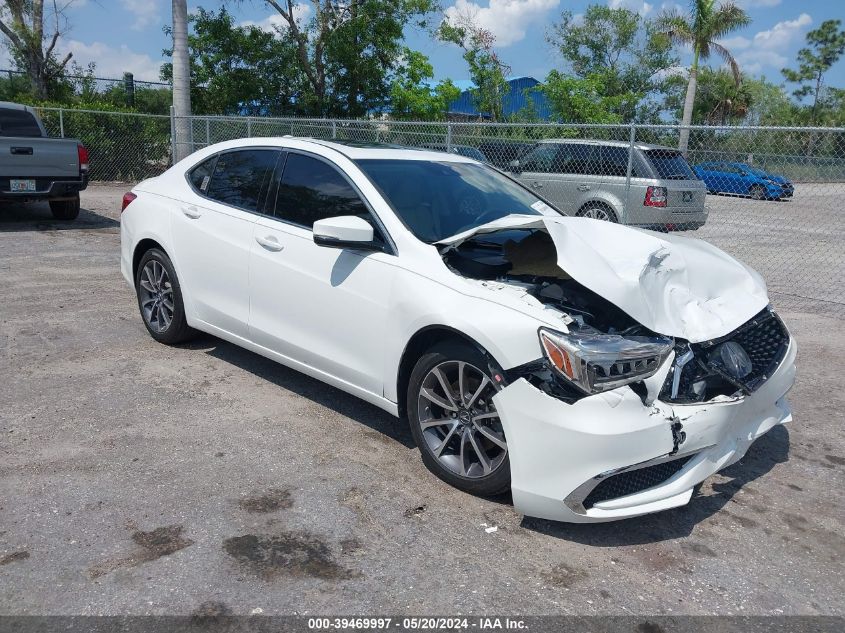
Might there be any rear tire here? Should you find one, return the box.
[135,248,197,345]
[49,195,80,220]
[407,340,510,497]
[576,203,617,222]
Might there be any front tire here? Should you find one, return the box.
[407,340,510,497]
[750,185,767,201]
[49,195,80,220]
[135,248,196,345]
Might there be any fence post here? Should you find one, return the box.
[59,108,64,138]
[446,123,453,151]
[247,118,252,137]
[624,122,636,218]
[206,118,211,147]
[169,106,177,165]
[332,120,337,139]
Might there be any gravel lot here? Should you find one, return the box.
[1,184,843,616]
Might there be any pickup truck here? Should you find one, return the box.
[0,101,89,220]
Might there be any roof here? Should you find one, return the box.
[447,76,553,120]
[0,101,34,111]
[536,138,676,152]
[191,136,478,163]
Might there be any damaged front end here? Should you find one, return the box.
[439,217,796,522]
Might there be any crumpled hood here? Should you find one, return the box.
[438,215,769,343]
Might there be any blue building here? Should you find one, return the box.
[446,76,552,121]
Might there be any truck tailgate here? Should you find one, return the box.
[0,138,80,178]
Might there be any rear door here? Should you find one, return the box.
[556,143,602,215]
[597,144,647,223]
[170,148,280,339]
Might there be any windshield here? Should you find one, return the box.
[356,159,556,242]
[644,149,696,180]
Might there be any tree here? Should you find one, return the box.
[541,71,633,123]
[546,5,678,122]
[0,0,75,100]
[438,16,510,121]
[162,8,305,116]
[257,0,436,116]
[389,49,460,120]
[677,66,752,125]
[657,0,750,152]
[782,19,845,124]
[171,0,192,161]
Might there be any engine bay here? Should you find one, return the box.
[440,227,781,405]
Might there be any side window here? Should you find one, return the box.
[0,108,42,137]
[522,144,559,173]
[188,156,217,194]
[273,153,370,229]
[559,144,600,175]
[205,149,279,212]
[600,146,634,177]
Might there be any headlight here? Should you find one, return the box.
[539,327,674,394]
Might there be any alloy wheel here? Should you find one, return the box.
[416,360,507,479]
[138,260,174,333]
[580,206,612,221]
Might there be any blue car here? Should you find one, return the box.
[693,162,794,200]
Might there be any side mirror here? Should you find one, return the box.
[313,215,380,251]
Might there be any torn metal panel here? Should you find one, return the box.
[439,215,769,343]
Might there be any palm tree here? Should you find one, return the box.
[657,0,750,153]
[171,0,192,162]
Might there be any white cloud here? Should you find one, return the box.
[716,13,812,75]
[58,40,163,82]
[120,0,161,31]
[608,0,653,16]
[240,6,312,33]
[444,0,560,47]
[751,13,811,50]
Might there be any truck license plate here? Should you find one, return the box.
[10,179,36,192]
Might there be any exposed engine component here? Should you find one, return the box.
[660,308,790,403]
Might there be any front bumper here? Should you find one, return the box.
[492,337,796,523]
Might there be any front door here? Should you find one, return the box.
[248,151,395,397]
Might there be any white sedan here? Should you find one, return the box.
[119,137,796,523]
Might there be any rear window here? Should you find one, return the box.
[644,150,696,180]
[205,149,279,211]
[0,108,43,137]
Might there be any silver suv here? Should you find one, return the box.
[509,139,707,230]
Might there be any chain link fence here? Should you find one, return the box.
[31,107,845,316]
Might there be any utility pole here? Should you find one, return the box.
[171,0,192,162]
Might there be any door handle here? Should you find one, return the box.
[181,205,202,219]
[578,184,591,191]
[10,146,33,155]
[255,235,284,252]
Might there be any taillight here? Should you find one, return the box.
[644,186,667,207]
[77,144,89,173]
[121,192,137,212]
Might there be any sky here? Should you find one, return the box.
[1,0,843,90]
